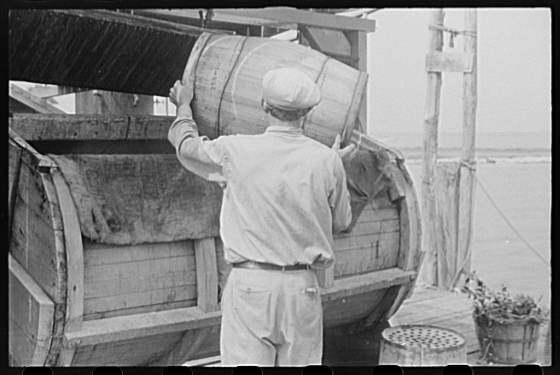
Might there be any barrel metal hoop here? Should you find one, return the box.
[217,36,250,137]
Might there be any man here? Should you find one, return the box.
[168,67,354,366]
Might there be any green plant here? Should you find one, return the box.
[462,271,549,325]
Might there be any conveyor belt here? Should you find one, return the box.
[9,9,222,96]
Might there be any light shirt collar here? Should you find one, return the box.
[265,125,304,135]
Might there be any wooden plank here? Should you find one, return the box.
[84,240,195,265]
[426,52,474,72]
[320,268,416,302]
[63,306,222,347]
[335,219,400,239]
[51,168,84,333]
[8,138,23,234]
[84,253,196,283]
[334,230,401,253]
[9,84,66,114]
[194,238,219,312]
[9,253,55,366]
[219,8,377,32]
[84,278,197,319]
[85,270,197,300]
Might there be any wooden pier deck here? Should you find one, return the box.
[184,284,551,367]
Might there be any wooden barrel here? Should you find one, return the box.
[8,114,423,366]
[185,32,368,147]
[475,317,541,364]
[379,325,467,366]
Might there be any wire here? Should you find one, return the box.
[474,174,550,266]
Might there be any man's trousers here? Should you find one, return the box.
[220,267,323,366]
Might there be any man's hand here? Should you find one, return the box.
[169,78,194,107]
[332,134,357,161]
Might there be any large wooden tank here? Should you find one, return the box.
[8,113,422,366]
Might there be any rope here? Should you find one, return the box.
[473,174,549,266]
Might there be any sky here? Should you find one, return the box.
[366,8,551,135]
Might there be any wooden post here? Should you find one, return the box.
[347,30,369,135]
[454,9,478,289]
[417,9,445,287]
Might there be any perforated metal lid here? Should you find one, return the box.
[382,325,466,350]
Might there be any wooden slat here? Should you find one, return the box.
[51,168,84,333]
[426,52,474,73]
[8,114,211,142]
[84,286,198,319]
[386,163,423,318]
[8,138,23,231]
[84,240,195,265]
[320,268,416,302]
[334,230,400,252]
[194,238,220,312]
[64,306,222,347]
[335,219,399,239]
[9,254,55,367]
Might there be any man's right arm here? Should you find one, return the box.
[168,104,226,183]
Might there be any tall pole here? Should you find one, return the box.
[454,9,478,288]
[418,9,445,286]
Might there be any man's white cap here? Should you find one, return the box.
[262,68,321,110]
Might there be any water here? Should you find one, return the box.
[404,148,551,308]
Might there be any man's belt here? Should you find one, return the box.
[233,260,312,272]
